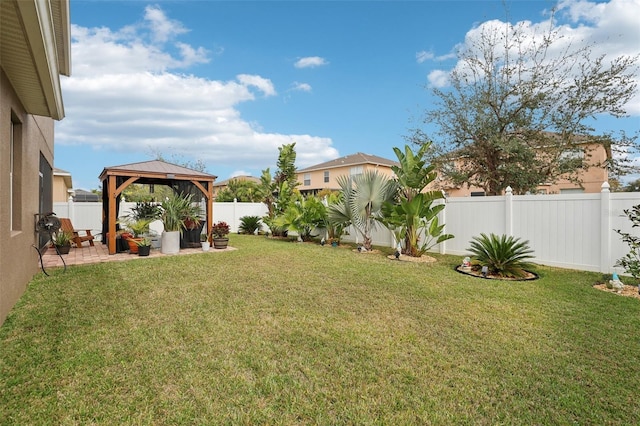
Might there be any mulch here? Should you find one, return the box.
[455,266,539,281]
[593,283,640,300]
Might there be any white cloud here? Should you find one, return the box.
[294,56,329,68]
[144,5,187,43]
[236,74,277,97]
[292,82,312,92]
[416,51,434,64]
[427,70,449,88]
[57,7,337,175]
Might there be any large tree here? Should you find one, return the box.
[415,13,638,195]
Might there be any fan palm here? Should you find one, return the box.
[329,170,396,251]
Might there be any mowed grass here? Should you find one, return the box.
[1,235,639,425]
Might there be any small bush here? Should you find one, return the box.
[238,215,262,235]
[615,205,640,279]
[468,233,534,278]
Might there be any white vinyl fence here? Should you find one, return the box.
[54,184,640,273]
[53,198,269,240]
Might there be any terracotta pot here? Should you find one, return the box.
[127,237,142,254]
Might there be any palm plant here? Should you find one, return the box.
[276,195,327,242]
[238,215,262,235]
[382,195,452,256]
[322,191,346,244]
[381,143,453,257]
[161,193,196,233]
[467,233,535,278]
[329,170,396,251]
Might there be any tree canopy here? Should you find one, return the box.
[413,13,638,195]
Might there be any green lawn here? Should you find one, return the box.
[1,235,638,424]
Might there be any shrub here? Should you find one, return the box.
[614,204,640,279]
[468,233,534,278]
[238,215,262,235]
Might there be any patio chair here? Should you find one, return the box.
[59,218,95,247]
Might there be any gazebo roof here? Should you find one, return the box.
[99,160,217,181]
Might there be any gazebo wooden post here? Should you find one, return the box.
[207,181,213,242]
[191,180,214,242]
[108,175,117,255]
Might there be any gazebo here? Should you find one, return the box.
[99,160,217,255]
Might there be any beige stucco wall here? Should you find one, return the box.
[0,69,56,325]
[53,175,71,202]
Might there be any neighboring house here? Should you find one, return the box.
[296,152,399,195]
[53,167,73,202]
[431,141,609,197]
[0,0,71,325]
[213,175,261,199]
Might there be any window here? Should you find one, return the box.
[324,171,330,183]
[303,173,311,186]
[38,154,53,249]
[10,115,23,231]
[559,149,585,160]
[350,166,363,176]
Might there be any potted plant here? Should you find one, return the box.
[52,230,73,254]
[211,221,230,249]
[181,203,204,249]
[134,237,152,257]
[160,193,195,254]
[200,233,210,251]
[121,218,152,254]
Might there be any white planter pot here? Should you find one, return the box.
[161,231,180,254]
[201,241,210,252]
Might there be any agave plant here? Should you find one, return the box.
[467,233,534,278]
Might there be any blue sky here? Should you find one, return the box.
[56,0,640,191]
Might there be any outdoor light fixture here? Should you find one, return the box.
[481,266,489,278]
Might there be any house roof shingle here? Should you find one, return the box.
[298,152,398,172]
